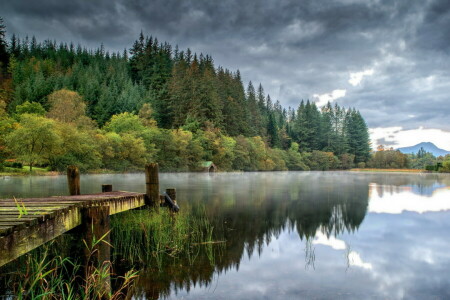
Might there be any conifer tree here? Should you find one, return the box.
[0,17,9,74]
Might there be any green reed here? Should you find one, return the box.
[2,233,138,299]
[110,206,222,270]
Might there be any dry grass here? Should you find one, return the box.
[350,168,424,173]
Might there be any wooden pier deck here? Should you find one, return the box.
[0,191,146,267]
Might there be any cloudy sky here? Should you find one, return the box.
[2,0,450,149]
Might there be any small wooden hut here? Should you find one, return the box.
[200,161,217,172]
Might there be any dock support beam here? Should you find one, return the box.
[80,205,111,298]
[67,166,80,195]
[145,163,160,209]
[102,184,113,193]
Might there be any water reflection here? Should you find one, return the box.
[130,172,371,299]
[369,183,450,214]
[2,172,450,299]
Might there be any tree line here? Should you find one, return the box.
[0,18,372,172]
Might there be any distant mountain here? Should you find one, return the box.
[397,142,450,157]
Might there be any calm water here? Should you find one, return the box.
[1,171,450,299]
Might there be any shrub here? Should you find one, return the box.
[425,165,435,171]
[12,162,23,169]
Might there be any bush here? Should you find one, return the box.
[12,162,23,169]
[425,165,435,171]
[357,162,366,168]
[3,161,23,169]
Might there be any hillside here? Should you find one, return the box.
[397,142,450,157]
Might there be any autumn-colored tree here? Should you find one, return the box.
[47,89,88,124]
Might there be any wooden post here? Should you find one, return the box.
[102,184,113,193]
[80,205,111,298]
[67,165,80,195]
[166,188,177,206]
[164,188,180,212]
[145,163,159,208]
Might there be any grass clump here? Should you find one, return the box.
[111,207,219,270]
[1,234,138,299]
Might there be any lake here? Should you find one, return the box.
[1,171,450,299]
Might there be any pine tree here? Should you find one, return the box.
[0,17,9,74]
[345,109,371,163]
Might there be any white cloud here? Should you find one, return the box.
[368,183,450,214]
[313,89,347,107]
[348,251,373,270]
[369,127,450,150]
[313,231,346,250]
[313,229,372,270]
[348,69,374,86]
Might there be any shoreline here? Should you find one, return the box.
[1,168,442,177]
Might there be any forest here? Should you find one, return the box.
[0,18,375,173]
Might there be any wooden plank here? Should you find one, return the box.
[0,221,28,225]
[0,204,74,208]
[0,192,147,267]
[0,226,13,235]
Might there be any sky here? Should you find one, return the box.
[1,0,450,150]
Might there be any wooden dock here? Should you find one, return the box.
[0,163,179,267]
[0,191,146,267]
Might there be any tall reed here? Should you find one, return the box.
[111,206,220,270]
[1,232,138,299]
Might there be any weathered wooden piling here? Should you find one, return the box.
[145,163,160,208]
[164,188,180,212]
[102,184,113,193]
[166,188,177,205]
[80,206,111,266]
[80,205,111,298]
[67,165,80,195]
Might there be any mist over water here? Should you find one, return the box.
[1,172,450,299]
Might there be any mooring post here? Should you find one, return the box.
[166,188,177,206]
[80,205,111,298]
[145,163,160,209]
[67,165,80,195]
[102,184,113,193]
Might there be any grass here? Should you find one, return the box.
[0,166,57,176]
[350,168,424,173]
[111,206,221,270]
[13,196,28,218]
[1,205,221,298]
[2,231,138,299]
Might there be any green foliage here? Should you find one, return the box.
[5,114,61,171]
[97,131,149,171]
[284,143,309,171]
[0,17,9,74]
[0,32,374,172]
[368,149,409,169]
[306,150,339,171]
[15,101,46,116]
[407,149,437,170]
[48,122,101,171]
[440,158,450,172]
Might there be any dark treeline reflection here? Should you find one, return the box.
[2,172,448,299]
[129,172,371,299]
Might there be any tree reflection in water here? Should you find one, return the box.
[126,172,370,299]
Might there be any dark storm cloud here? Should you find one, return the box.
[2,0,450,131]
